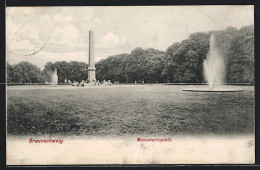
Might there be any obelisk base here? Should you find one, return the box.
[88,69,96,83]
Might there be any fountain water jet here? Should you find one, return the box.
[50,68,58,85]
[203,35,225,89]
[182,34,242,92]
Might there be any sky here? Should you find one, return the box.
[6,6,254,70]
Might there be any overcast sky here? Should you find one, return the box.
[6,6,254,70]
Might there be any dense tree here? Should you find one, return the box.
[164,33,209,83]
[96,48,165,83]
[225,25,254,84]
[7,61,44,83]
[68,61,88,82]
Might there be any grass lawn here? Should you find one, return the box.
[7,85,255,136]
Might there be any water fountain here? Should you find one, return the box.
[50,68,58,85]
[182,34,242,92]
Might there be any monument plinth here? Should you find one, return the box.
[88,30,96,82]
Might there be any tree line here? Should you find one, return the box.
[96,25,254,84]
[7,25,254,84]
[7,61,88,84]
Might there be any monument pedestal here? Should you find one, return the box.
[88,68,96,83]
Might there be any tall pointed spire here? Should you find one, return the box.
[88,30,96,82]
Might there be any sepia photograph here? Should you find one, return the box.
[6,5,255,165]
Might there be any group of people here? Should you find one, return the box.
[72,79,112,87]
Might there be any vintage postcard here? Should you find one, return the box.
[6,6,254,165]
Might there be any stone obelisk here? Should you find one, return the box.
[88,30,96,82]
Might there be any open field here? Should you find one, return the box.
[7,85,255,136]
